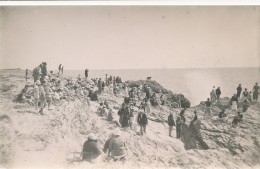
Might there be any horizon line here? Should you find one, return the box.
[1,66,259,71]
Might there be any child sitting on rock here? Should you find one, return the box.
[232,112,243,127]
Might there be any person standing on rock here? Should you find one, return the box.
[33,80,41,109]
[204,98,212,117]
[43,81,53,111]
[175,116,182,139]
[252,82,259,103]
[137,110,148,135]
[236,84,242,99]
[167,112,175,137]
[230,94,238,112]
[216,87,221,103]
[58,64,62,75]
[85,69,89,79]
[242,88,249,100]
[38,81,46,115]
[25,69,29,81]
[210,89,216,102]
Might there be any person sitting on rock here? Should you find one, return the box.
[190,110,198,126]
[168,112,175,137]
[82,133,104,163]
[218,108,227,118]
[107,128,127,162]
[232,112,243,127]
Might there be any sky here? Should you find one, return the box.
[0,6,259,70]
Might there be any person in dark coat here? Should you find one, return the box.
[168,112,175,137]
[85,69,89,79]
[25,69,29,81]
[232,112,243,126]
[218,108,227,118]
[253,82,259,102]
[236,84,242,99]
[216,87,221,102]
[137,111,148,135]
[82,133,102,162]
[121,105,130,128]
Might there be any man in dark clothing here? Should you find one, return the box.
[137,111,148,135]
[168,112,175,137]
[236,84,242,99]
[25,69,29,81]
[216,87,221,102]
[85,69,89,79]
[253,82,259,102]
[205,98,212,116]
[82,133,102,162]
[232,112,243,126]
[90,91,98,101]
[121,105,130,128]
[41,62,48,76]
[218,108,227,118]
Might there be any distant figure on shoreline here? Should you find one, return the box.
[25,69,29,81]
[168,112,175,137]
[204,98,212,117]
[216,87,221,103]
[252,82,259,102]
[236,84,242,99]
[85,69,89,79]
[58,64,62,75]
[230,93,238,112]
[210,89,216,102]
[147,77,152,80]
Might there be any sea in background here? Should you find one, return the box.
[63,67,260,106]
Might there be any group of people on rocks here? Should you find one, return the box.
[23,64,259,163]
[204,83,259,127]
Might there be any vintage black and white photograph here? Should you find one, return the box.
[0,5,260,169]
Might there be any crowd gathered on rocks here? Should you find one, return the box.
[16,62,260,163]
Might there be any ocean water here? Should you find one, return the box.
[63,68,260,106]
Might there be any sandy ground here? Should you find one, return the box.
[0,69,260,169]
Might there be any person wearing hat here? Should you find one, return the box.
[108,128,127,161]
[33,80,41,109]
[232,111,243,127]
[82,133,103,162]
